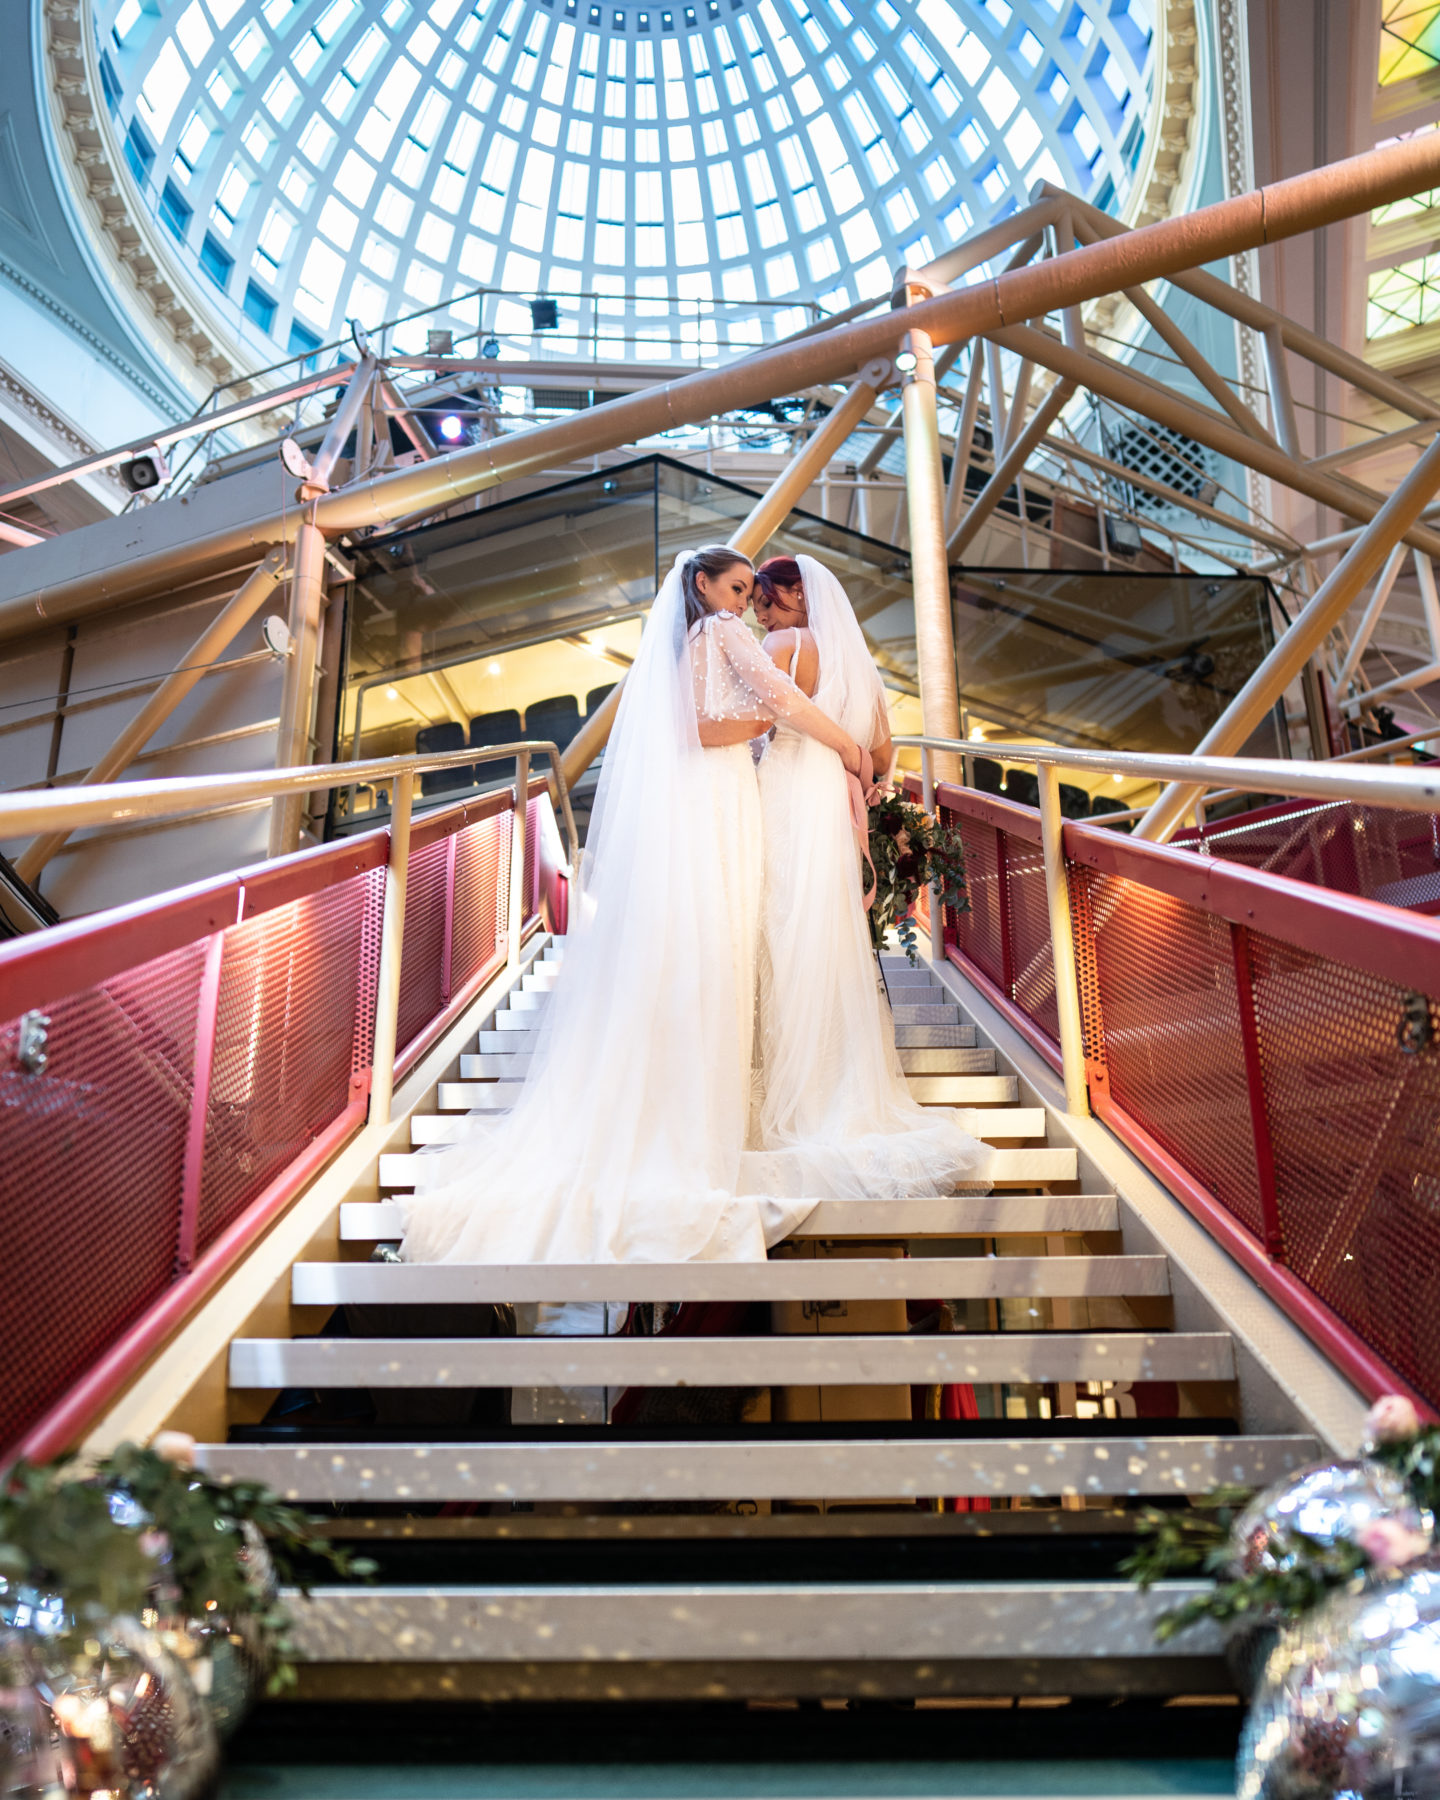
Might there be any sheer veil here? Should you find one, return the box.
[402,551,767,1264]
[796,553,889,750]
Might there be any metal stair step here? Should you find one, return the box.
[477,1027,540,1050]
[229,1331,1234,1390]
[339,1192,1121,1242]
[291,1253,1171,1307]
[490,1013,538,1035]
[881,970,939,989]
[412,1105,1048,1142]
[897,1047,1000,1075]
[905,1075,1019,1104]
[280,1580,1224,1666]
[378,1144,1078,1188]
[503,990,549,1013]
[197,1433,1317,1505]
[894,1026,987,1051]
[460,1053,535,1079]
[891,1003,963,1026]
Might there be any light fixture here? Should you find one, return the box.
[488,661,503,677]
[426,328,454,356]
[480,337,500,359]
[1112,772,1123,783]
[438,414,465,443]
[893,349,918,373]
[384,684,399,700]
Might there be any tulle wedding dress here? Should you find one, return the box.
[750,555,993,1198]
[401,551,852,1267]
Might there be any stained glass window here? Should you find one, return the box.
[1380,0,1440,85]
[96,0,1157,359]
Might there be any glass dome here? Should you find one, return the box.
[92,0,1159,364]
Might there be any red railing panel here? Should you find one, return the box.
[1248,930,1440,1398]
[197,866,383,1255]
[394,835,451,1056]
[950,810,1005,988]
[1071,863,1271,1241]
[1004,833,1059,1045]
[451,810,507,994]
[0,939,209,1453]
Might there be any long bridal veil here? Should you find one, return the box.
[401,552,792,1265]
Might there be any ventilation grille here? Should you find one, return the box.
[1102,421,1221,517]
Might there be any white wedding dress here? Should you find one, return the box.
[400,563,831,1266]
[750,556,993,1199]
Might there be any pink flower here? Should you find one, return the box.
[1364,1396,1421,1448]
[151,1430,197,1468]
[1357,1517,1432,1571]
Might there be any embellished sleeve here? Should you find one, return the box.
[695,612,822,725]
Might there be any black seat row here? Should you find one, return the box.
[415,686,617,795]
[970,757,1125,821]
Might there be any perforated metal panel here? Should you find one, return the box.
[1075,866,1268,1241]
[1248,929,1440,1397]
[1179,800,1440,912]
[525,796,542,923]
[395,836,451,1056]
[1005,834,1060,1044]
[450,812,506,994]
[197,867,382,1251]
[0,941,207,1451]
[953,813,1005,989]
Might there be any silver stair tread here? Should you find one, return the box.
[229,1331,1235,1388]
[414,1106,1048,1143]
[291,1253,1171,1305]
[198,1434,1318,1504]
[461,1054,535,1079]
[379,1145,1077,1187]
[338,1193,1122,1241]
[890,1004,963,1026]
[894,1027,988,1051]
[278,1580,1224,1663]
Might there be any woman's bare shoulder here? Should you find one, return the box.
[761,626,809,661]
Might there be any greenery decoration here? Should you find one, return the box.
[1119,1488,1370,1642]
[867,791,969,964]
[0,1457,156,1640]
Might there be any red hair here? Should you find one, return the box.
[755,556,803,603]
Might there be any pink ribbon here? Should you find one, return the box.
[847,747,878,910]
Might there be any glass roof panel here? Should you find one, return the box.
[96,0,1156,361]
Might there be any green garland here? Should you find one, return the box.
[867,790,969,965]
[1,1447,375,1692]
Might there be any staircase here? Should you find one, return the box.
[192,939,1321,1702]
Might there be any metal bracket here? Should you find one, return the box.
[801,1299,846,1321]
[17,1010,50,1074]
[1398,992,1434,1056]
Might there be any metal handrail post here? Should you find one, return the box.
[920,744,943,967]
[1036,765,1089,1117]
[508,751,530,972]
[368,767,414,1129]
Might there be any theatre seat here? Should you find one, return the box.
[525,695,582,750]
[470,709,522,785]
[415,721,471,795]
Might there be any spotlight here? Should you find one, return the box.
[529,297,559,330]
[426,327,454,356]
[893,349,918,373]
[480,336,500,358]
[120,448,168,492]
[438,414,465,443]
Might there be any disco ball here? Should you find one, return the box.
[1232,1459,1432,1576]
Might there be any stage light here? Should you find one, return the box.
[893,349,918,373]
[438,414,464,442]
[480,337,500,358]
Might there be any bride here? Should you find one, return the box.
[400,545,866,1266]
[748,553,993,1197]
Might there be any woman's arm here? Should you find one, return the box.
[709,615,862,774]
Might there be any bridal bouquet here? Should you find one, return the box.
[867,791,969,964]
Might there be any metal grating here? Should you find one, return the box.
[395,836,451,1055]
[1004,834,1060,1043]
[1249,929,1440,1397]
[1177,800,1440,912]
[450,812,506,993]
[1077,867,1268,1240]
[1069,859,1107,1067]
[0,941,207,1452]
[953,813,1005,989]
[525,796,542,922]
[197,868,381,1251]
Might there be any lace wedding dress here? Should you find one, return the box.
[400,558,843,1266]
[750,555,993,1199]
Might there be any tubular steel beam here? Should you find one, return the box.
[947,375,1076,557]
[943,347,986,538]
[269,519,329,856]
[557,367,886,789]
[1119,281,1278,446]
[901,329,962,785]
[1135,432,1440,841]
[13,548,287,884]
[5,138,1440,641]
[991,322,1440,561]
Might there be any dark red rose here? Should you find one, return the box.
[894,853,921,882]
[877,811,903,837]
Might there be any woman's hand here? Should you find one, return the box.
[840,736,864,777]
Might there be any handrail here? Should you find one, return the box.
[0,739,579,873]
[893,735,1440,814]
